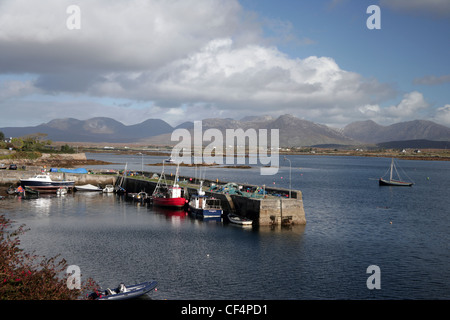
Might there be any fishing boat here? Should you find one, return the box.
[379,158,414,186]
[152,162,186,208]
[89,281,158,300]
[20,173,74,193]
[228,213,253,226]
[188,180,223,218]
[75,184,103,192]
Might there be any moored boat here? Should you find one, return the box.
[228,213,252,226]
[103,184,114,193]
[20,174,74,193]
[188,181,223,218]
[56,187,68,196]
[379,158,414,187]
[152,162,186,208]
[75,184,103,192]
[127,191,149,203]
[164,156,175,163]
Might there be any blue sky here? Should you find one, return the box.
[0,0,449,128]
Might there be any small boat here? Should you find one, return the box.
[56,187,68,196]
[164,156,175,163]
[75,184,103,192]
[152,163,186,208]
[102,184,114,193]
[89,281,158,300]
[188,181,223,218]
[20,173,75,193]
[379,158,414,187]
[228,213,253,226]
[127,191,149,202]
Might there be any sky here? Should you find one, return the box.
[0,0,449,129]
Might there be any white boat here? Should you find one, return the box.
[75,184,103,192]
[228,213,253,226]
[164,156,175,163]
[56,187,68,196]
[102,184,114,193]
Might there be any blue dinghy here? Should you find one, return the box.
[90,281,158,300]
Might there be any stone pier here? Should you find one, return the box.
[1,169,306,226]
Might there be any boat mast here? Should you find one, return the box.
[390,158,394,181]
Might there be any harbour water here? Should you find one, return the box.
[1,153,449,300]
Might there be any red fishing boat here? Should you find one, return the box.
[152,162,187,208]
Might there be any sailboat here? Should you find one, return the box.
[152,162,186,208]
[379,158,414,186]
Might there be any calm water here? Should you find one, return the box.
[1,154,449,299]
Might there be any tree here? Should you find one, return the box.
[10,138,24,150]
[0,131,4,141]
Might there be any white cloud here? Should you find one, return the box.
[434,104,450,127]
[0,0,260,74]
[0,79,39,100]
[0,0,435,129]
[385,91,429,117]
[357,91,432,125]
[88,37,395,126]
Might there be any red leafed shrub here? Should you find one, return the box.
[0,215,98,300]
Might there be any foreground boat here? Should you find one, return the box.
[90,281,158,300]
[188,181,223,218]
[20,174,74,193]
[152,162,186,208]
[228,213,253,226]
[379,158,414,187]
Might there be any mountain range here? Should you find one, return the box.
[1,115,450,147]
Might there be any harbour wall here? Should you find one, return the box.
[118,175,306,226]
[0,170,306,226]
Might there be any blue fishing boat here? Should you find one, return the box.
[188,181,223,219]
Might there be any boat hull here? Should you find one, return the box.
[379,178,413,186]
[152,197,186,208]
[20,180,75,193]
[189,205,222,218]
[75,184,102,192]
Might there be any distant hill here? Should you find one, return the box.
[0,117,173,143]
[343,120,450,144]
[161,114,355,147]
[1,115,450,147]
